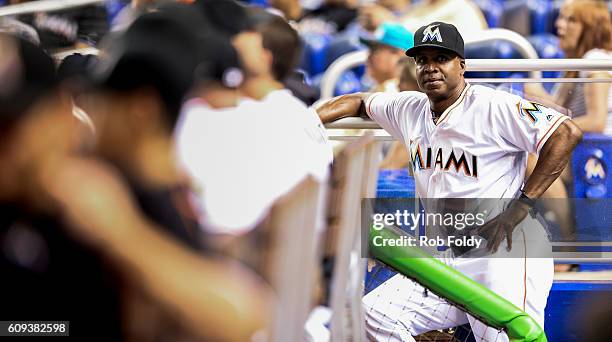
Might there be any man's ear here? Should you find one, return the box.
[459,59,466,76]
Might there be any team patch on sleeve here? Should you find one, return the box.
[516,100,562,126]
[516,100,556,125]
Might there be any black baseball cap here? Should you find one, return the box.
[405,22,465,59]
[0,33,58,124]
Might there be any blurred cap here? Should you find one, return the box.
[94,5,211,115]
[57,53,99,84]
[0,33,58,124]
[194,0,255,37]
[360,22,414,51]
[405,21,465,59]
[195,34,244,88]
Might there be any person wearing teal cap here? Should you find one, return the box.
[360,22,414,92]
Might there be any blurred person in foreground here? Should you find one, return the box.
[523,0,612,266]
[176,0,330,235]
[0,33,123,339]
[0,10,271,341]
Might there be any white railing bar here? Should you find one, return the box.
[0,0,104,17]
[321,28,543,100]
[465,59,612,71]
[325,117,381,129]
[328,135,394,142]
[467,78,612,84]
[554,272,612,281]
[555,258,612,264]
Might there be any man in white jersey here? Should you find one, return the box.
[317,21,583,341]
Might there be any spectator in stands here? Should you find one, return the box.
[400,0,488,38]
[250,8,321,105]
[297,0,359,35]
[253,9,332,158]
[379,57,420,169]
[555,0,612,134]
[360,22,413,92]
[13,0,109,51]
[526,0,612,134]
[359,0,412,32]
[523,1,611,271]
[176,2,330,234]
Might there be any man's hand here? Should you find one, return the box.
[474,201,530,253]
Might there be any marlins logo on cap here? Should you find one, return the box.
[405,21,464,59]
[422,24,442,43]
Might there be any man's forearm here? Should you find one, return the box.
[316,92,371,123]
[523,120,583,199]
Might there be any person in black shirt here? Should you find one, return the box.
[0,32,123,340]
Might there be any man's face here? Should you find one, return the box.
[414,47,465,101]
[366,43,404,85]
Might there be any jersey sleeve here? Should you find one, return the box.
[364,91,423,141]
[494,93,570,154]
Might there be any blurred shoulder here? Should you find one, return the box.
[583,49,612,60]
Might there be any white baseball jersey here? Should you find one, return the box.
[365,83,570,199]
[362,83,563,341]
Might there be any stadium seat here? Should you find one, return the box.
[325,36,366,80]
[464,40,522,79]
[300,32,333,76]
[545,282,612,342]
[571,134,612,243]
[473,0,504,28]
[312,70,362,97]
[501,0,553,36]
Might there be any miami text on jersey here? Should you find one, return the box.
[410,144,478,178]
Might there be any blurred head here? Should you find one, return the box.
[366,43,405,84]
[362,22,413,84]
[254,10,301,81]
[0,34,75,197]
[397,57,419,92]
[377,0,411,12]
[90,6,212,163]
[196,0,270,78]
[556,0,612,57]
